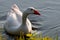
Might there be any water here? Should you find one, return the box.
[0,0,60,40]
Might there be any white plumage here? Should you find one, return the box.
[4,4,40,35]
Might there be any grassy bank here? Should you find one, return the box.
[0,31,58,40]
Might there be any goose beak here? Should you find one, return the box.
[34,10,40,15]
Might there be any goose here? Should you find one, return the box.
[4,4,40,37]
[11,4,38,30]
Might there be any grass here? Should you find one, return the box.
[0,30,59,40]
[17,32,58,40]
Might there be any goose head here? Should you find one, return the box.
[23,7,40,16]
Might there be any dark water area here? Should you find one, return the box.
[0,0,60,40]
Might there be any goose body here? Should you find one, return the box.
[4,4,40,35]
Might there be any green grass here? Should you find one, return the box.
[0,29,59,40]
[17,32,58,40]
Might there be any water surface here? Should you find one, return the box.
[0,0,60,40]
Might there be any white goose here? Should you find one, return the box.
[4,4,40,36]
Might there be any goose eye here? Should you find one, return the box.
[30,9,33,10]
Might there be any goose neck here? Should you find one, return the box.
[22,13,28,24]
